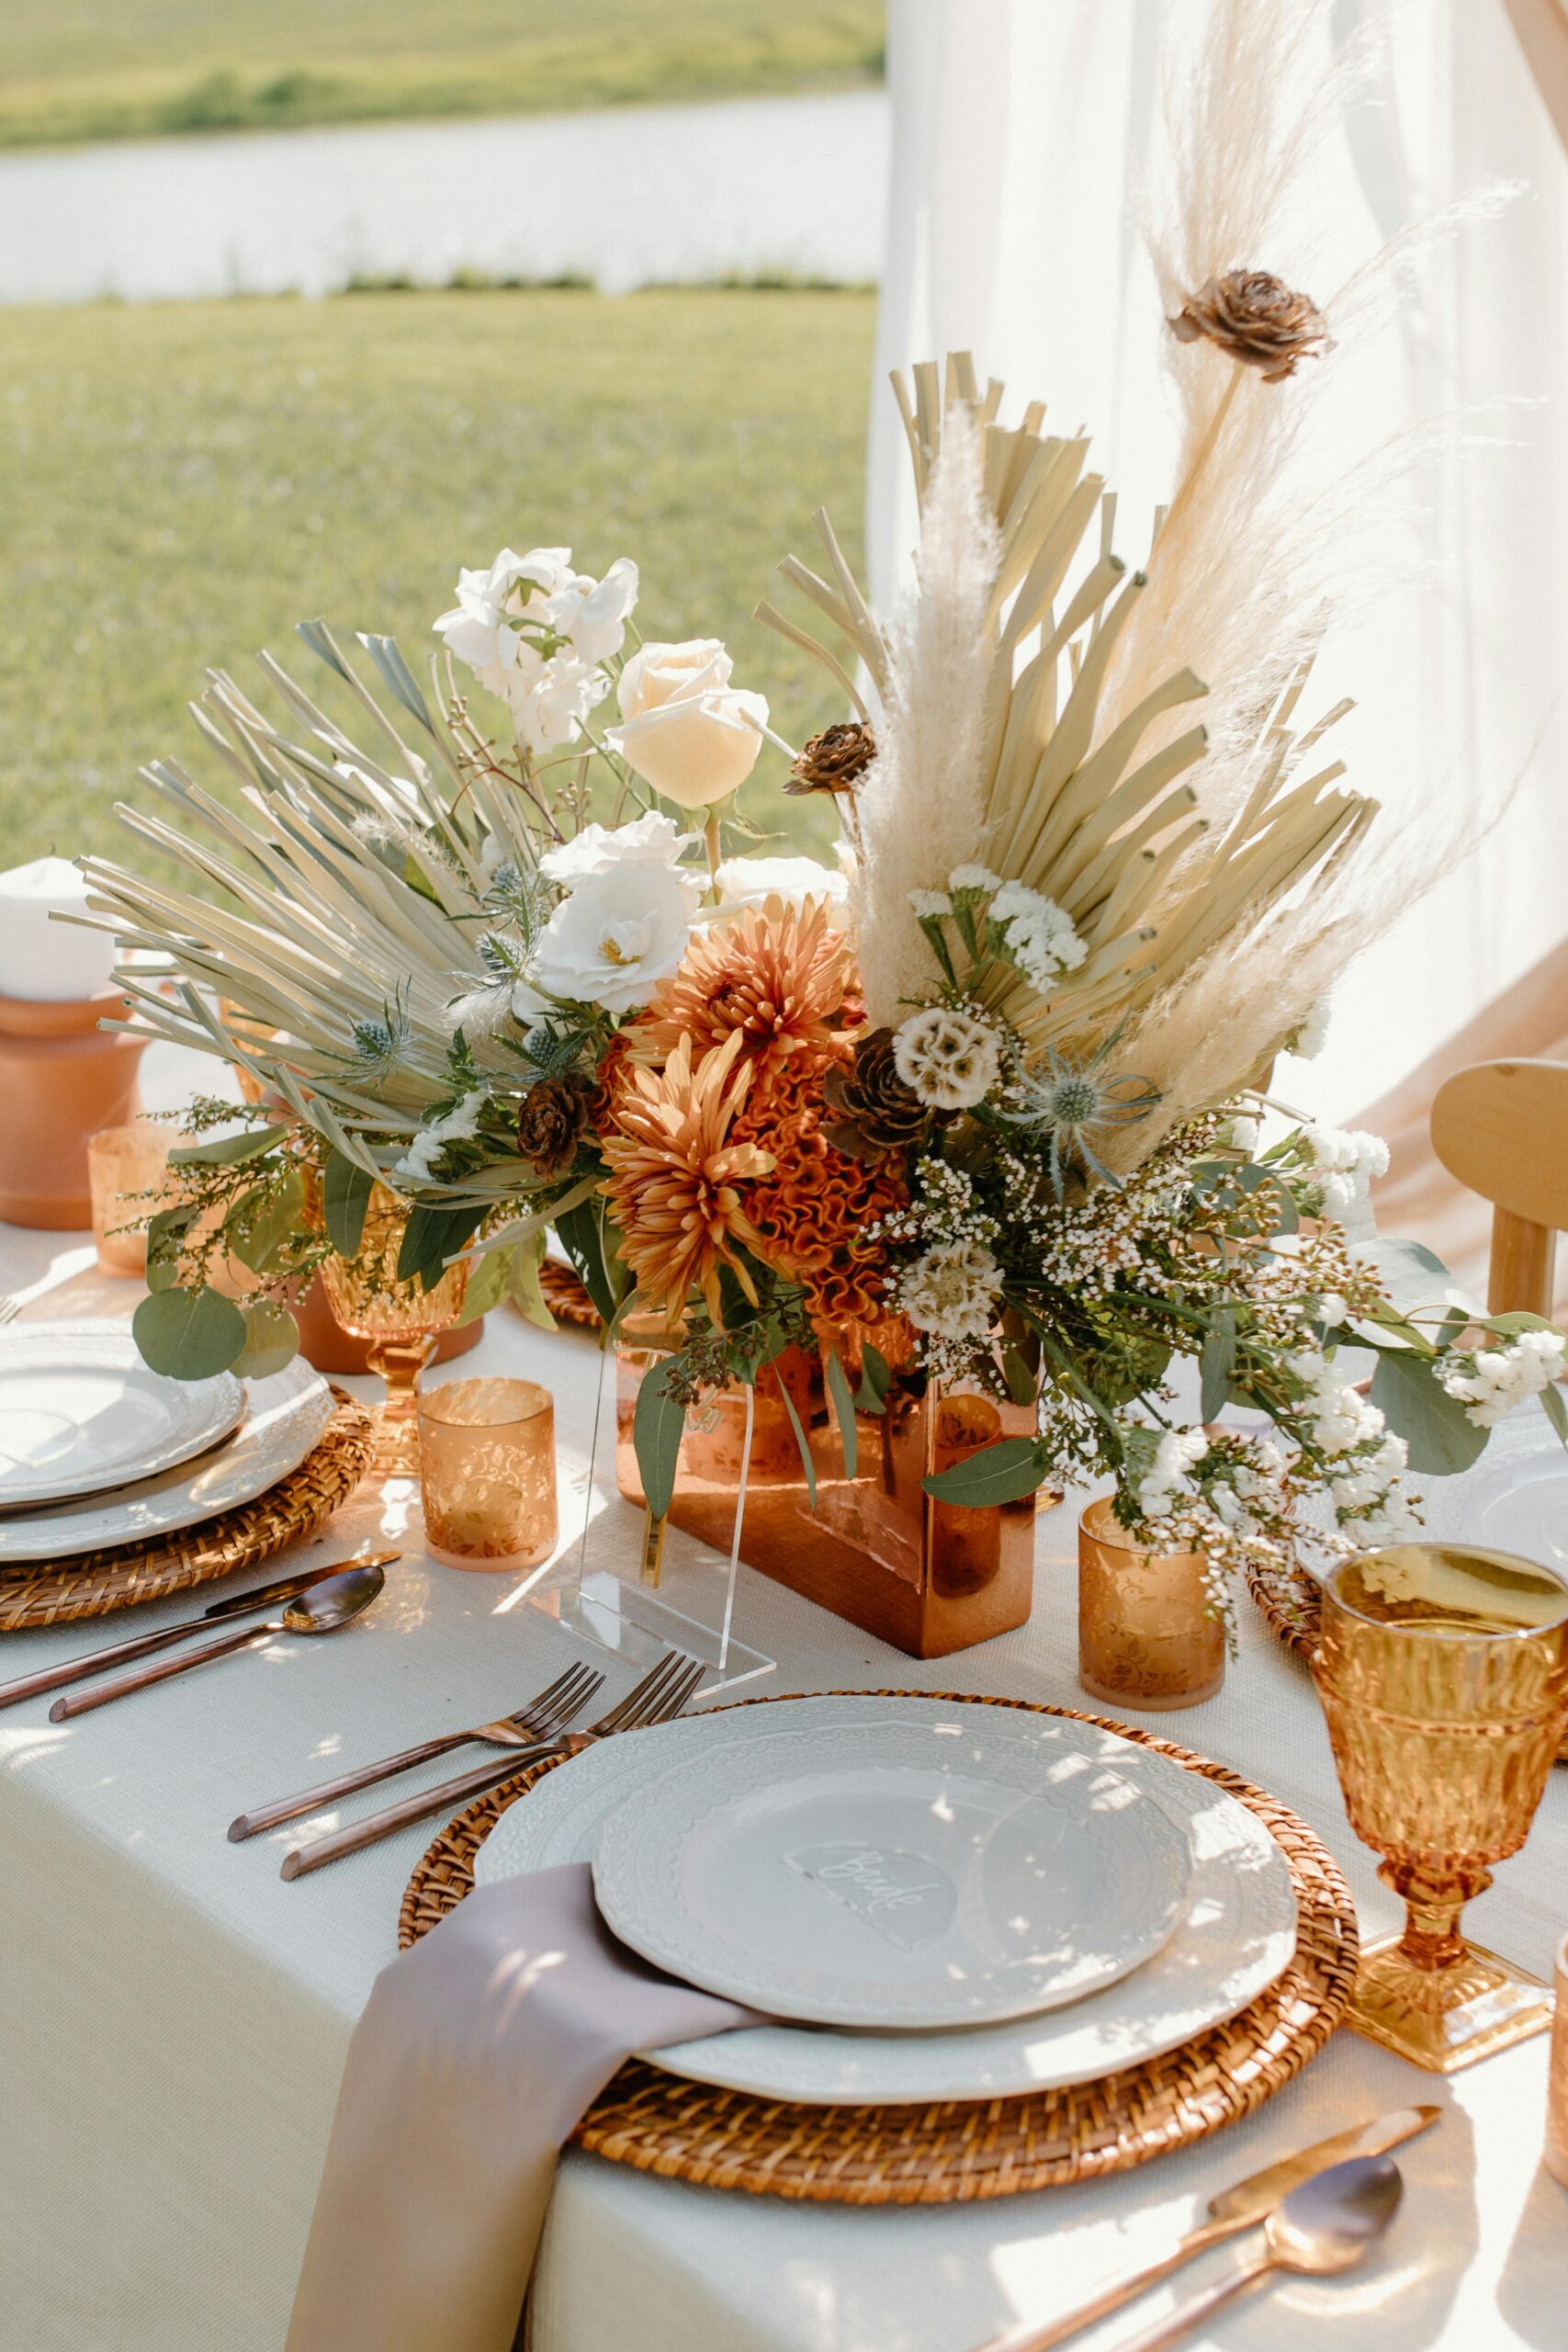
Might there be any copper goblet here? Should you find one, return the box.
[1313,1544,1568,2073]
[316,1183,470,1477]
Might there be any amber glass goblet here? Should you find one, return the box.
[316,1183,470,1477]
[1313,1544,1568,2073]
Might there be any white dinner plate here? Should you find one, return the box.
[0,1322,244,1510]
[0,1356,333,1561]
[475,1696,1295,2101]
[587,1700,1193,2030]
[1416,1402,1568,1573]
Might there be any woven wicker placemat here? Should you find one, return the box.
[400,1690,1358,2205]
[1247,1556,1568,1761]
[0,1386,374,1629]
[535,1261,600,1330]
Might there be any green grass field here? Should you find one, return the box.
[0,288,872,884]
[0,1,883,148]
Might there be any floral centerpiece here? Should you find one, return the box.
[79,334,1565,1645]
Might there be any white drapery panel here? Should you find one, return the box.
[869,0,1568,1126]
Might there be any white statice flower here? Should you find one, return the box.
[541,812,697,883]
[1225,1113,1263,1157]
[396,1091,486,1184]
[1136,1426,1209,1521]
[897,1240,1003,1340]
[1301,1124,1390,1216]
[987,881,1088,994]
[1290,995,1333,1060]
[1329,1430,1410,1510]
[949,865,1002,892]
[908,888,953,920]
[893,1006,1002,1111]
[1440,1329,1567,1428]
[714,855,848,918]
[529,862,700,1016]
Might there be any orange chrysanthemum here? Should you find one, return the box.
[601,1029,775,1325]
[630,894,852,1082]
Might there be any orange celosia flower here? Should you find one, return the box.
[630,894,852,1082]
[731,1043,908,1329]
[601,1028,775,1325]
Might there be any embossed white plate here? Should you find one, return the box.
[477,1699,1294,2103]
[1416,1403,1568,1572]
[0,1322,244,1510]
[0,1355,332,1560]
[587,1700,1194,2030]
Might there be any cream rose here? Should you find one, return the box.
[608,637,769,809]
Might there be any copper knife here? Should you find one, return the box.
[972,2103,1440,2352]
[0,1552,400,1710]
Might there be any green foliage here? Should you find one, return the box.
[169,1125,282,1170]
[823,1347,857,1480]
[852,1341,893,1417]
[923,1437,1051,1509]
[1368,1348,1489,1476]
[132,1286,248,1381]
[322,1149,373,1257]
[554,1198,627,1328]
[232,1300,300,1380]
[395,1202,479,1292]
[0,1,886,150]
[633,1356,687,1521]
[0,289,865,883]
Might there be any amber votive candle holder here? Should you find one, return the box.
[1077,1497,1224,1711]
[87,1121,175,1277]
[416,1375,557,1573]
[1547,1930,1568,2188]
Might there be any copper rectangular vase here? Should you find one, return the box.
[615,1346,1039,1657]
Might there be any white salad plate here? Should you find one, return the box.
[1416,1404,1568,1574]
[476,1697,1295,2099]
[0,1356,333,1561]
[586,1698,1194,2030]
[0,1322,245,1511]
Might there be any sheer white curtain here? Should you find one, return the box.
[868,0,1568,1126]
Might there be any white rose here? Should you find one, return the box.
[542,811,699,883]
[608,637,768,809]
[617,639,732,717]
[529,863,700,1015]
[557,556,639,664]
[505,647,605,755]
[713,855,848,917]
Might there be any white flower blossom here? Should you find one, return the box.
[1225,1113,1262,1157]
[716,856,848,917]
[893,1006,1002,1110]
[529,862,701,1015]
[908,888,953,920]
[949,865,1002,892]
[987,882,1088,994]
[1135,1426,1209,1521]
[1301,1125,1390,1216]
[1291,996,1332,1060]
[897,1240,1003,1340]
[396,1091,486,1183]
[434,544,636,751]
[1440,1329,1566,1428]
[540,812,697,883]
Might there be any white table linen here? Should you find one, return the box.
[1,1217,1564,2352]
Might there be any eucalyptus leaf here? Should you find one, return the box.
[1541,1380,1568,1451]
[852,1341,893,1418]
[1368,1348,1488,1476]
[1200,1309,1237,1421]
[1483,1310,1561,1337]
[923,1436,1050,1509]
[633,1358,686,1521]
[132,1286,248,1382]
[1356,1236,1478,1327]
[777,1378,818,1509]
[509,1236,558,1333]
[169,1125,282,1170]
[232,1301,300,1381]
[228,1169,305,1277]
[824,1348,858,1481]
[396,1203,479,1292]
[555,1198,625,1327]
[144,1202,199,1295]
[1000,1349,1038,1408]
[455,1243,515,1326]
[323,1148,373,1257]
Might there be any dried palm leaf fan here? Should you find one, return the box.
[760,347,1376,1164]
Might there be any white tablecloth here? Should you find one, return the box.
[2,1196,1564,2349]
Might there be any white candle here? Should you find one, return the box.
[0,856,118,1002]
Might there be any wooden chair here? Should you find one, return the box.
[1429,1059,1568,1316]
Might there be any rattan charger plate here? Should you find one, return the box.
[0,1385,374,1630]
[400,1690,1358,2205]
[535,1260,601,1330]
[1247,1555,1568,1762]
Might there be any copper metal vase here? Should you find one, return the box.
[1312,1543,1568,2072]
[615,1339,1042,1657]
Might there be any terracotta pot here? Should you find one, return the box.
[0,990,145,1229]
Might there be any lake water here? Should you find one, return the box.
[0,89,889,306]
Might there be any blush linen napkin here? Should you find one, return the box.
[286,1863,761,2352]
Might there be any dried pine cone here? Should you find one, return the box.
[786,720,876,797]
[516,1071,594,1176]
[822,1027,931,1159]
[1168,270,1330,383]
